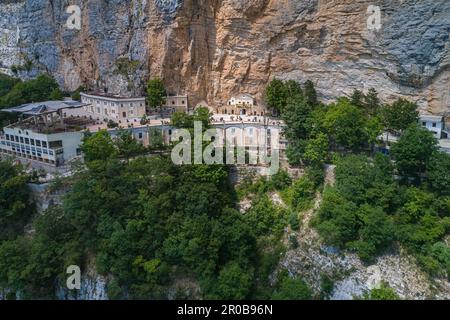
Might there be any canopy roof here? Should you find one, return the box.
[1,100,88,116]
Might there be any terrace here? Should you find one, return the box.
[1,100,92,135]
[7,115,95,135]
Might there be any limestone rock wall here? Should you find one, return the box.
[0,0,449,113]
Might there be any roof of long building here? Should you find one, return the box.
[1,100,88,116]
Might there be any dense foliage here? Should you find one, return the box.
[0,131,310,299]
[0,73,61,127]
[146,78,167,109]
[0,161,34,241]
[274,80,450,278]
[360,282,401,300]
[0,75,448,300]
[312,152,450,274]
[0,74,60,109]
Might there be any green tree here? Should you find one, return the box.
[391,124,438,179]
[363,88,381,117]
[193,106,212,129]
[147,78,166,109]
[324,99,368,150]
[215,262,254,299]
[303,80,318,107]
[115,130,146,161]
[81,130,117,162]
[362,282,400,300]
[171,111,193,129]
[49,88,64,100]
[269,170,292,190]
[0,73,20,98]
[0,74,59,108]
[303,133,329,166]
[282,94,312,165]
[0,237,30,295]
[365,116,383,148]
[313,187,360,248]
[0,161,34,240]
[272,271,312,300]
[264,79,288,114]
[71,85,87,101]
[290,176,316,211]
[381,98,419,134]
[426,151,450,196]
[171,107,211,130]
[349,205,394,262]
[350,89,365,108]
[285,80,303,97]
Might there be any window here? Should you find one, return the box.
[42,141,47,148]
[20,137,24,143]
[49,141,63,148]
[138,132,143,139]
[36,140,41,147]
[122,112,127,118]
[182,101,185,104]
[422,122,426,126]
[432,122,437,128]
[31,139,35,146]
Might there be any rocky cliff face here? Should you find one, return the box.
[1,0,449,113]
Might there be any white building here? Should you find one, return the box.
[80,93,146,124]
[419,115,446,139]
[221,94,266,116]
[228,94,254,107]
[0,101,88,166]
[0,126,83,166]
